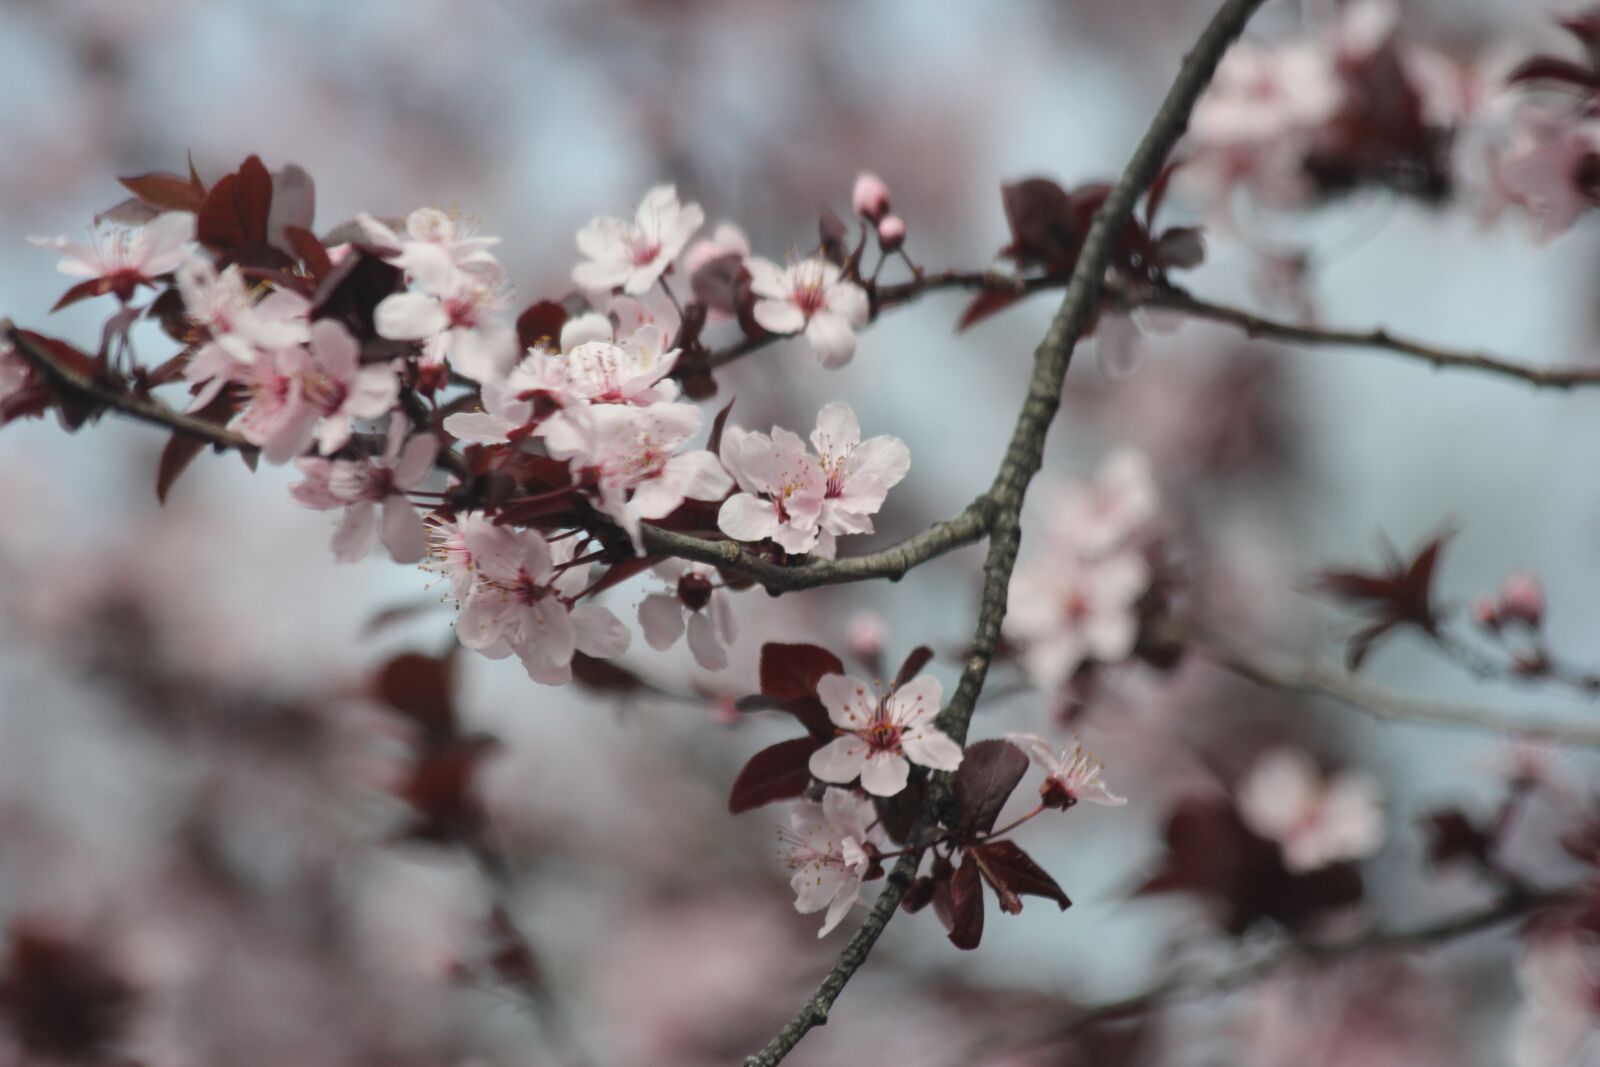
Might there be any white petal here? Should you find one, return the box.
[639,593,687,650]
[901,727,963,772]
[374,292,448,341]
[686,611,729,671]
[859,751,910,797]
[816,674,877,729]
[804,311,857,367]
[808,736,868,784]
[718,493,779,542]
[571,603,631,658]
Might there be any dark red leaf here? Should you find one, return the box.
[970,840,1071,914]
[873,778,927,844]
[400,735,501,842]
[155,390,236,503]
[1507,55,1600,89]
[952,739,1028,836]
[0,924,136,1061]
[933,853,985,950]
[285,225,333,281]
[955,289,1024,333]
[570,652,645,693]
[892,645,935,690]
[759,642,845,701]
[707,397,736,457]
[49,277,116,312]
[373,651,458,741]
[117,171,205,213]
[1420,809,1492,868]
[999,177,1080,274]
[196,155,278,265]
[728,736,824,814]
[515,300,568,352]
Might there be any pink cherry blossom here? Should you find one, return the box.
[1511,934,1600,1067]
[1499,570,1547,627]
[717,424,827,555]
[373,243,516,383]
[355,206,502,278]
[778,788,888,937]
[1003,548,1150,689]
[852,172,892,221]
[1496,108,1600,242]
[744,256,871,367]
[1191,40,1342,148]
[808,673,962,797]
[542,402,732,551]
[683,221,751,278]
[1007,734,1127,809]
[29,211,195,303]
[637,558,735,671]
[572,184,704,296]
[809,402,910,553]
[268,319,400,459]
[453,520,629,685]
[1237,746,1385,873]
[1041,448,1160,557]
[846,610,887,660]
[289,414,439,564]
[876,214,906,251]
[421,511,491,602]
[177,256,310,399]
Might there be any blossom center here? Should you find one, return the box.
[860,715,903,755]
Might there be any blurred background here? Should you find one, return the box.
[3,0,1600,1064]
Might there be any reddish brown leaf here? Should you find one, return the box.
[933,852,985,950]
[759,642,845,701]
[707,397,736,457]
[374,651,458,741]
[154,390,235,503]
[1507,55,1600,89]
[401,735,501,842]
[117,171,206,213]
[285,225,333,281]
[49,277,116,313]
[515,300,568,352]
[970,840,1071,914]
[728,736,824,813]
[955,288,1024,333]
[892,645,935,690]
[570,652,645,693]
[952,739,1028,836]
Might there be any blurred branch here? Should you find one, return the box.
[1165,615,1600,747]
[953,884,1566,1067]
[740,0,1272,1062]
[1130,284,1600,389]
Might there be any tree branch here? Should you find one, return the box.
[740,2,1271,1062]
[1128,284,1600,389]
[1168,615,1600,747]
[954,885,1563,1067]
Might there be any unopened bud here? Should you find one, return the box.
[1469,595,1500,630]
[876,214,907,251]
[1498,571,1545,627]
[852,171,892,222]
[847,611,886,659]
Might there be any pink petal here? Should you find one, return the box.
[808,736,869,785]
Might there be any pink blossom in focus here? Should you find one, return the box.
[572,184,704,296]
[1006,733,1127,808]
[809,402,910,554]
[1238,746,1385,872]
[717,423,827,555]
[373,243,516,383]
[637,558,736,671]
[808,674,962,797]
[779,787,889,937]
[744,255,870,367]
[454,520,629,685]
[289,414,439,564]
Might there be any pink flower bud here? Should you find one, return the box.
[846,610,886,659]
[1469,595,1500,630]
[1498,571,1545,627]
[876,214,907,251]
[852,171,891,221]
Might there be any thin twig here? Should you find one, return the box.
[1171,615,1600,747]
[953,885,1562,1067]
[739,2,1271,1062]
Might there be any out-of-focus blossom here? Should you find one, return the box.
[876,214,907,250]
[808,674,962,797]
[289,414,438,564]
[1511,934,1600,1067]
[683,221,751,278]
[1495,108,1600,242]
[779,788,888,936]
[744,256,870,367]
[638,559,735,671]
[1004,549,1150,689]
[178,257,310,402]
[1191,40,1343,147]
[572,184,704,296]
[453,520,629,685]
[1007,733,1127,808]
[1040,448,1160,558]
[292,319,400,457]
[29,211,195,303]
[1238,746,1385,872]
[373,243,516,383]
[356,206,501,278]
[1499,571,1547,627]
[846,610,887,660]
